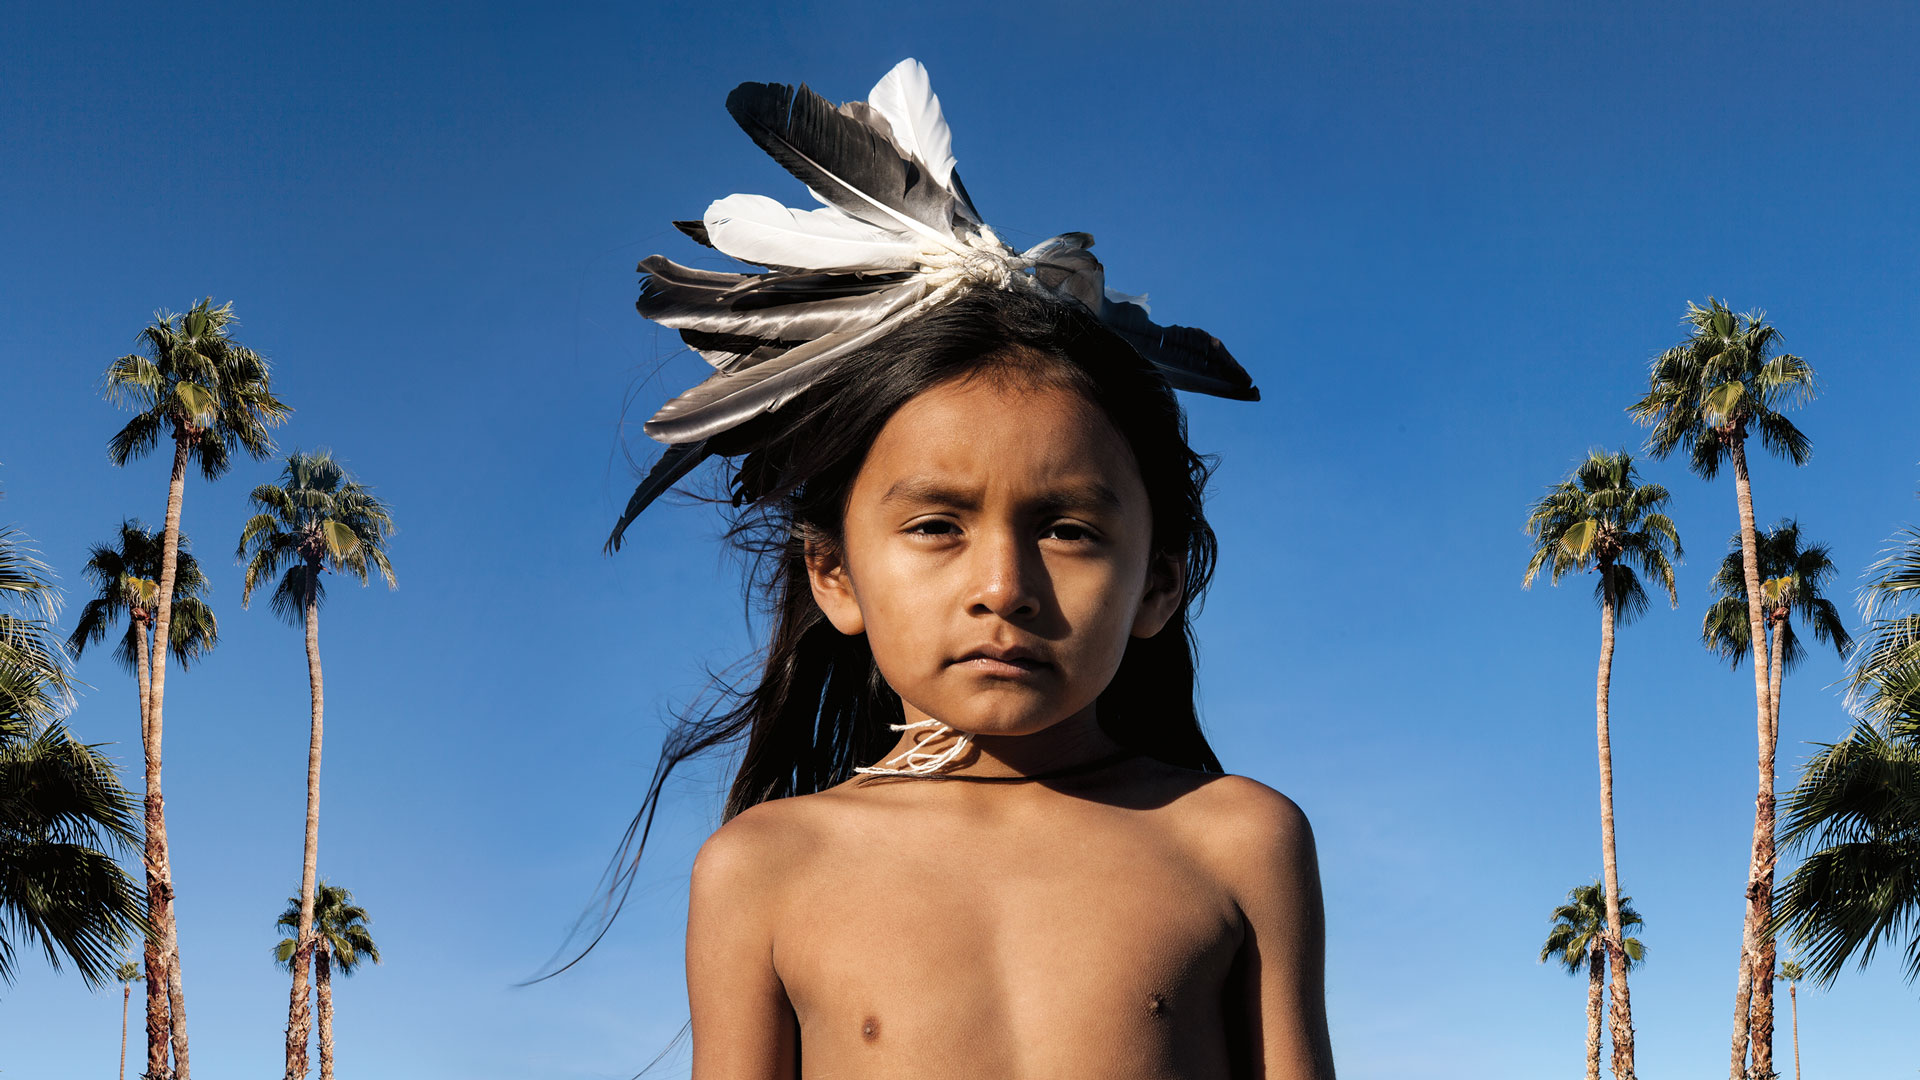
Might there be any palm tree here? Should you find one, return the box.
[1540,881,1648,1080]
[0,509,146,992]
[1629,297,1814,1080]
[66,520,217,1073]
[273,883,381,1080]
[1525,449,1680,1080]
[1702,518,1851,1064]
[116,958,143,1080]
[238,451,394,1080]
[1775,961,1805,1080]
[1773,520,1920,997]
[68,521,220,725]
[103,297,291,1079]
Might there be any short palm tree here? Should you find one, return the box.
[116,958,143,1080]
[1774,520,1920,998]
[1775,961,1806,1080]
[238,450,394,1080]
[1629,297,1814,1080]
[1525,449,1679,1080]
[0,507,146,991]
[274,883,381,1080]
[1702,520,1852,723]
[104,297,290,1080]
[68,521,219,722]
[1541,881,1647,1080]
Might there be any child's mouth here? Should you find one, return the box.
[952,648,1049,677]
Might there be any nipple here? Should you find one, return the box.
[852,718,973,777]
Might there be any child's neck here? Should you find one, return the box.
[882,704,1122,779]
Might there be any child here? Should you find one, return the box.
[606,60,1335,1078]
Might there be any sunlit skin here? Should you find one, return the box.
[685,373,1336,1080]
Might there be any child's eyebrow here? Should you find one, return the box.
[879,476,1123,514]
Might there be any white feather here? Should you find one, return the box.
[703,194,922,271]
[867,58,957,189]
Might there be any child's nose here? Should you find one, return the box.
[964,530,1041,620]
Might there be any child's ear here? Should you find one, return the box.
[804,537,866,636]
[1131,553,1186,639]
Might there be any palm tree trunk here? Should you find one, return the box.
[1789,984,1799,1080]
[121,982,130,1080]
[1751,621,1788,1080]
[283,575,324,1080]
[315,945,335,1080]
[133,618,169,1080]
[1728,436,1775,1080]
[146,434,192,1080]
[1585,942,1604,1080]
[1596,569,1636,1078]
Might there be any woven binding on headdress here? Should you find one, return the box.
[608,58,1259,551]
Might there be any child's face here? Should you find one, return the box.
[806,371,1183,737]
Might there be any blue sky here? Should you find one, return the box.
[4,1,1919,1076]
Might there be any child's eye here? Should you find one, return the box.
[1043,522,1096,543]
[905,519,959,537]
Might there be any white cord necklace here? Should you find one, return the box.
[852,718,974,777]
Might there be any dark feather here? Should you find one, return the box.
[606,440,712,553]
[673,220,713,247]
[1097,295,1259,402]
[638,256,923,341]
[725,80,964,239]
[836,99,982,225]
[676,329,794,373]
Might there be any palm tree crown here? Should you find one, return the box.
[1541,881,1649,974]
[273,883,381,976]
[238,450,396,620]
[1775,520,1920,986]
[1702,519,1852,671]
[67,520,218,672]
[104,298,291,477]
[1523,450,1683,620]
[0,501,146,988]
[1628,297,1814,478]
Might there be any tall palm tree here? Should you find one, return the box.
[1775,961,1805,1080]
[1541,881,1648,1080]
[1629,297,1814,1080]
[1525,449,1680,1080]
[274,883,381,1080]
[1773,520,1920,996]
[116,958,143,1080]
[0,509,146,991]
[67,520,217,1073]
[1702,517,1852,1062]
[238,451,394,1080]
[104,297,291,1079]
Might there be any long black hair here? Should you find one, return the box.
[563,285,1223,973]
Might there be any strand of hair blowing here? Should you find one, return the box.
[557,287,1224,977]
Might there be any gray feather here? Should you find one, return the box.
[643,308,916,444]
[637,256,924,342]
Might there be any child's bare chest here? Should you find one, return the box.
[772,793,1245,1079]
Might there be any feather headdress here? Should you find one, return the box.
[609,58,1258,551]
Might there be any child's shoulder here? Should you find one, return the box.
[1153,768,1320,897]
